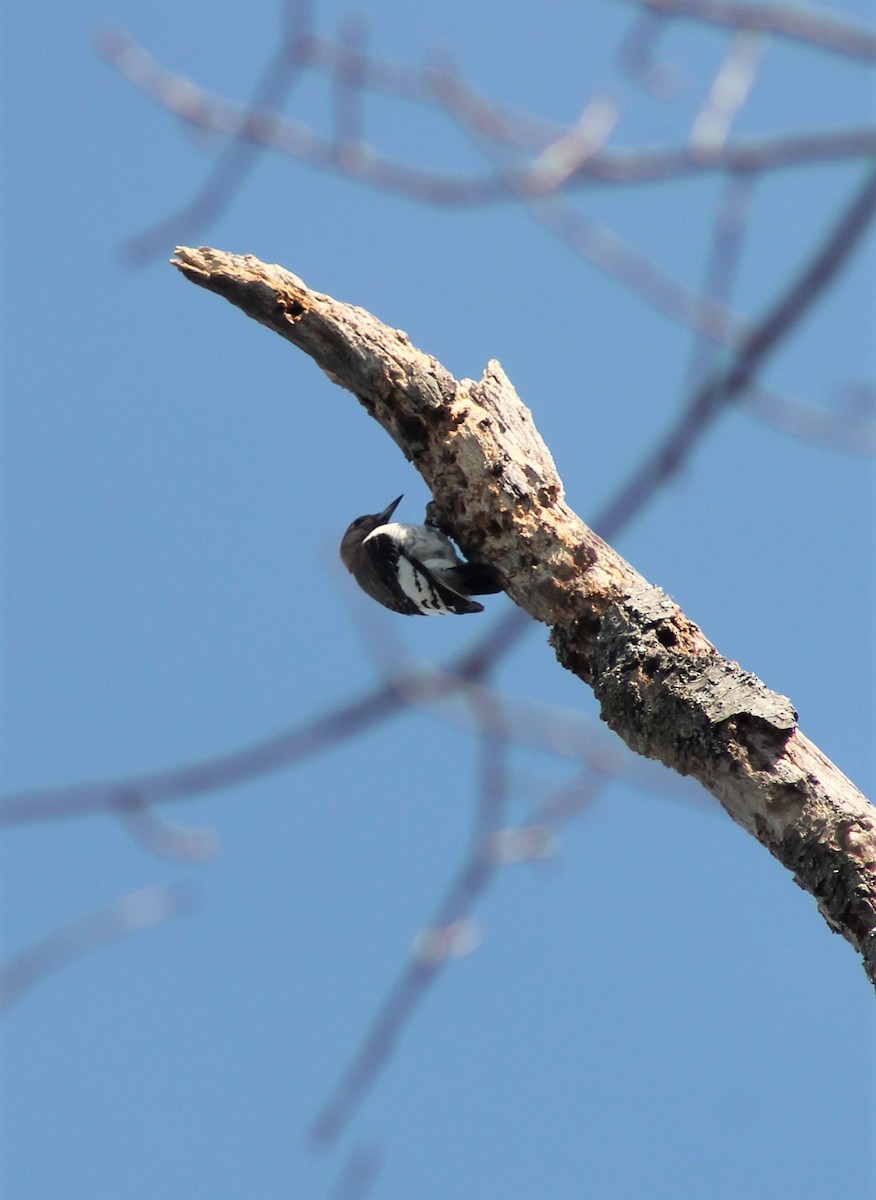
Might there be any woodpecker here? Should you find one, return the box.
[340,495,502,615]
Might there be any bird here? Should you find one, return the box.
[340,495,503,615]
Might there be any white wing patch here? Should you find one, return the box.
[395,554,456,615]
[361,524,481,615]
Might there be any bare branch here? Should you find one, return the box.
[0,885,195,1012]
[430,66,746,344]
[325,1143,382,1200]
[0,654,701,830]
[742,383,876,453]
[112,790,220,861]
[169,241,876,985]
[683,173,754,389]
[309,705,560,1148]
[688,30,767,156]
[307,829,495,1147]
[98,27,876,215]
[0,681,404,825]
[616,0,876,63]
[330,14,369,150]
[103,1,315,264]
[594,166,876,535]
[310,754,613,1144]
[618,7,687,96]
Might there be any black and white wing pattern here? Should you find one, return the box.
[361,532,484,615]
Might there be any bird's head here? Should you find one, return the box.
[339,494,403,569]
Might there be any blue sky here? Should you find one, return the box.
[2,2,874,1198]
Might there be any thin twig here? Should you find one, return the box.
[684,173,754,390]
[325,1143,382,1200]
[616,0,876,63]
[108,1,315,263]
[97,27,876,213]
[595,165,876,536]
[0,885,195,1012]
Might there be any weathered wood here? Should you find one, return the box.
[173,245,876,988]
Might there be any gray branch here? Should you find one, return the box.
[172,245,876,988]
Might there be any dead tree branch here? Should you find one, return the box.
[171,240,876,987]
[99,14,876,451]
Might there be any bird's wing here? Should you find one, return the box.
[362,533,484,615]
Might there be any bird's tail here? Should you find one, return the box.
[449,561,505,596]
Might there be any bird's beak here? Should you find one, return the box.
[378,495,403,522]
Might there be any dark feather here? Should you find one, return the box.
[446,561,505,596]
[363,534,483,615]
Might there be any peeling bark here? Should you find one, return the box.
[172,245,876,989]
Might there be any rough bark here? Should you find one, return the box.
[172,245,876,989]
